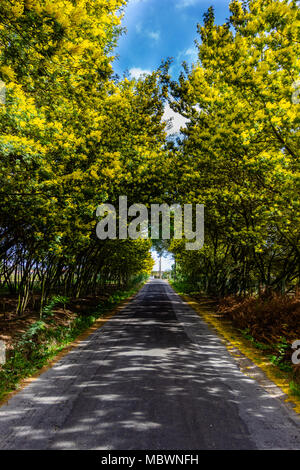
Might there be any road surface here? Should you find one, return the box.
[0,280,299,450]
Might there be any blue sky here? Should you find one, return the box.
[151,249,175,272]
[115,0,231,80]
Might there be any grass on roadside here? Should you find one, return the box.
[170,280,300,413]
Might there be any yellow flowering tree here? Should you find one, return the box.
[0,0,163,313]
[168,0,300,295]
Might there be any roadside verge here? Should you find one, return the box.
[0,282,144,407]
[171,284,300,415]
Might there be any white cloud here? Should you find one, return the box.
[184,47,198,61]
[135,24,161,42]
[129,67,151,79]
[177,46,198,64]
[163,103,188,135]
[148,30,160,41]
[127,0,149,6]
[193,104,202,113]
[152,250,174,272]
[135,22,142,33]
[176,0,199,8]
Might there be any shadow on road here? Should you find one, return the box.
[0,281,299,450]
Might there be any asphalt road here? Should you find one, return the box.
[0,280,299,450]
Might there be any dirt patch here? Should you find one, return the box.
[0,288,118,351]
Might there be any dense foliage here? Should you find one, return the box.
[168,0,299,297]
[0,0,299,317]
[0,0,168,314]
